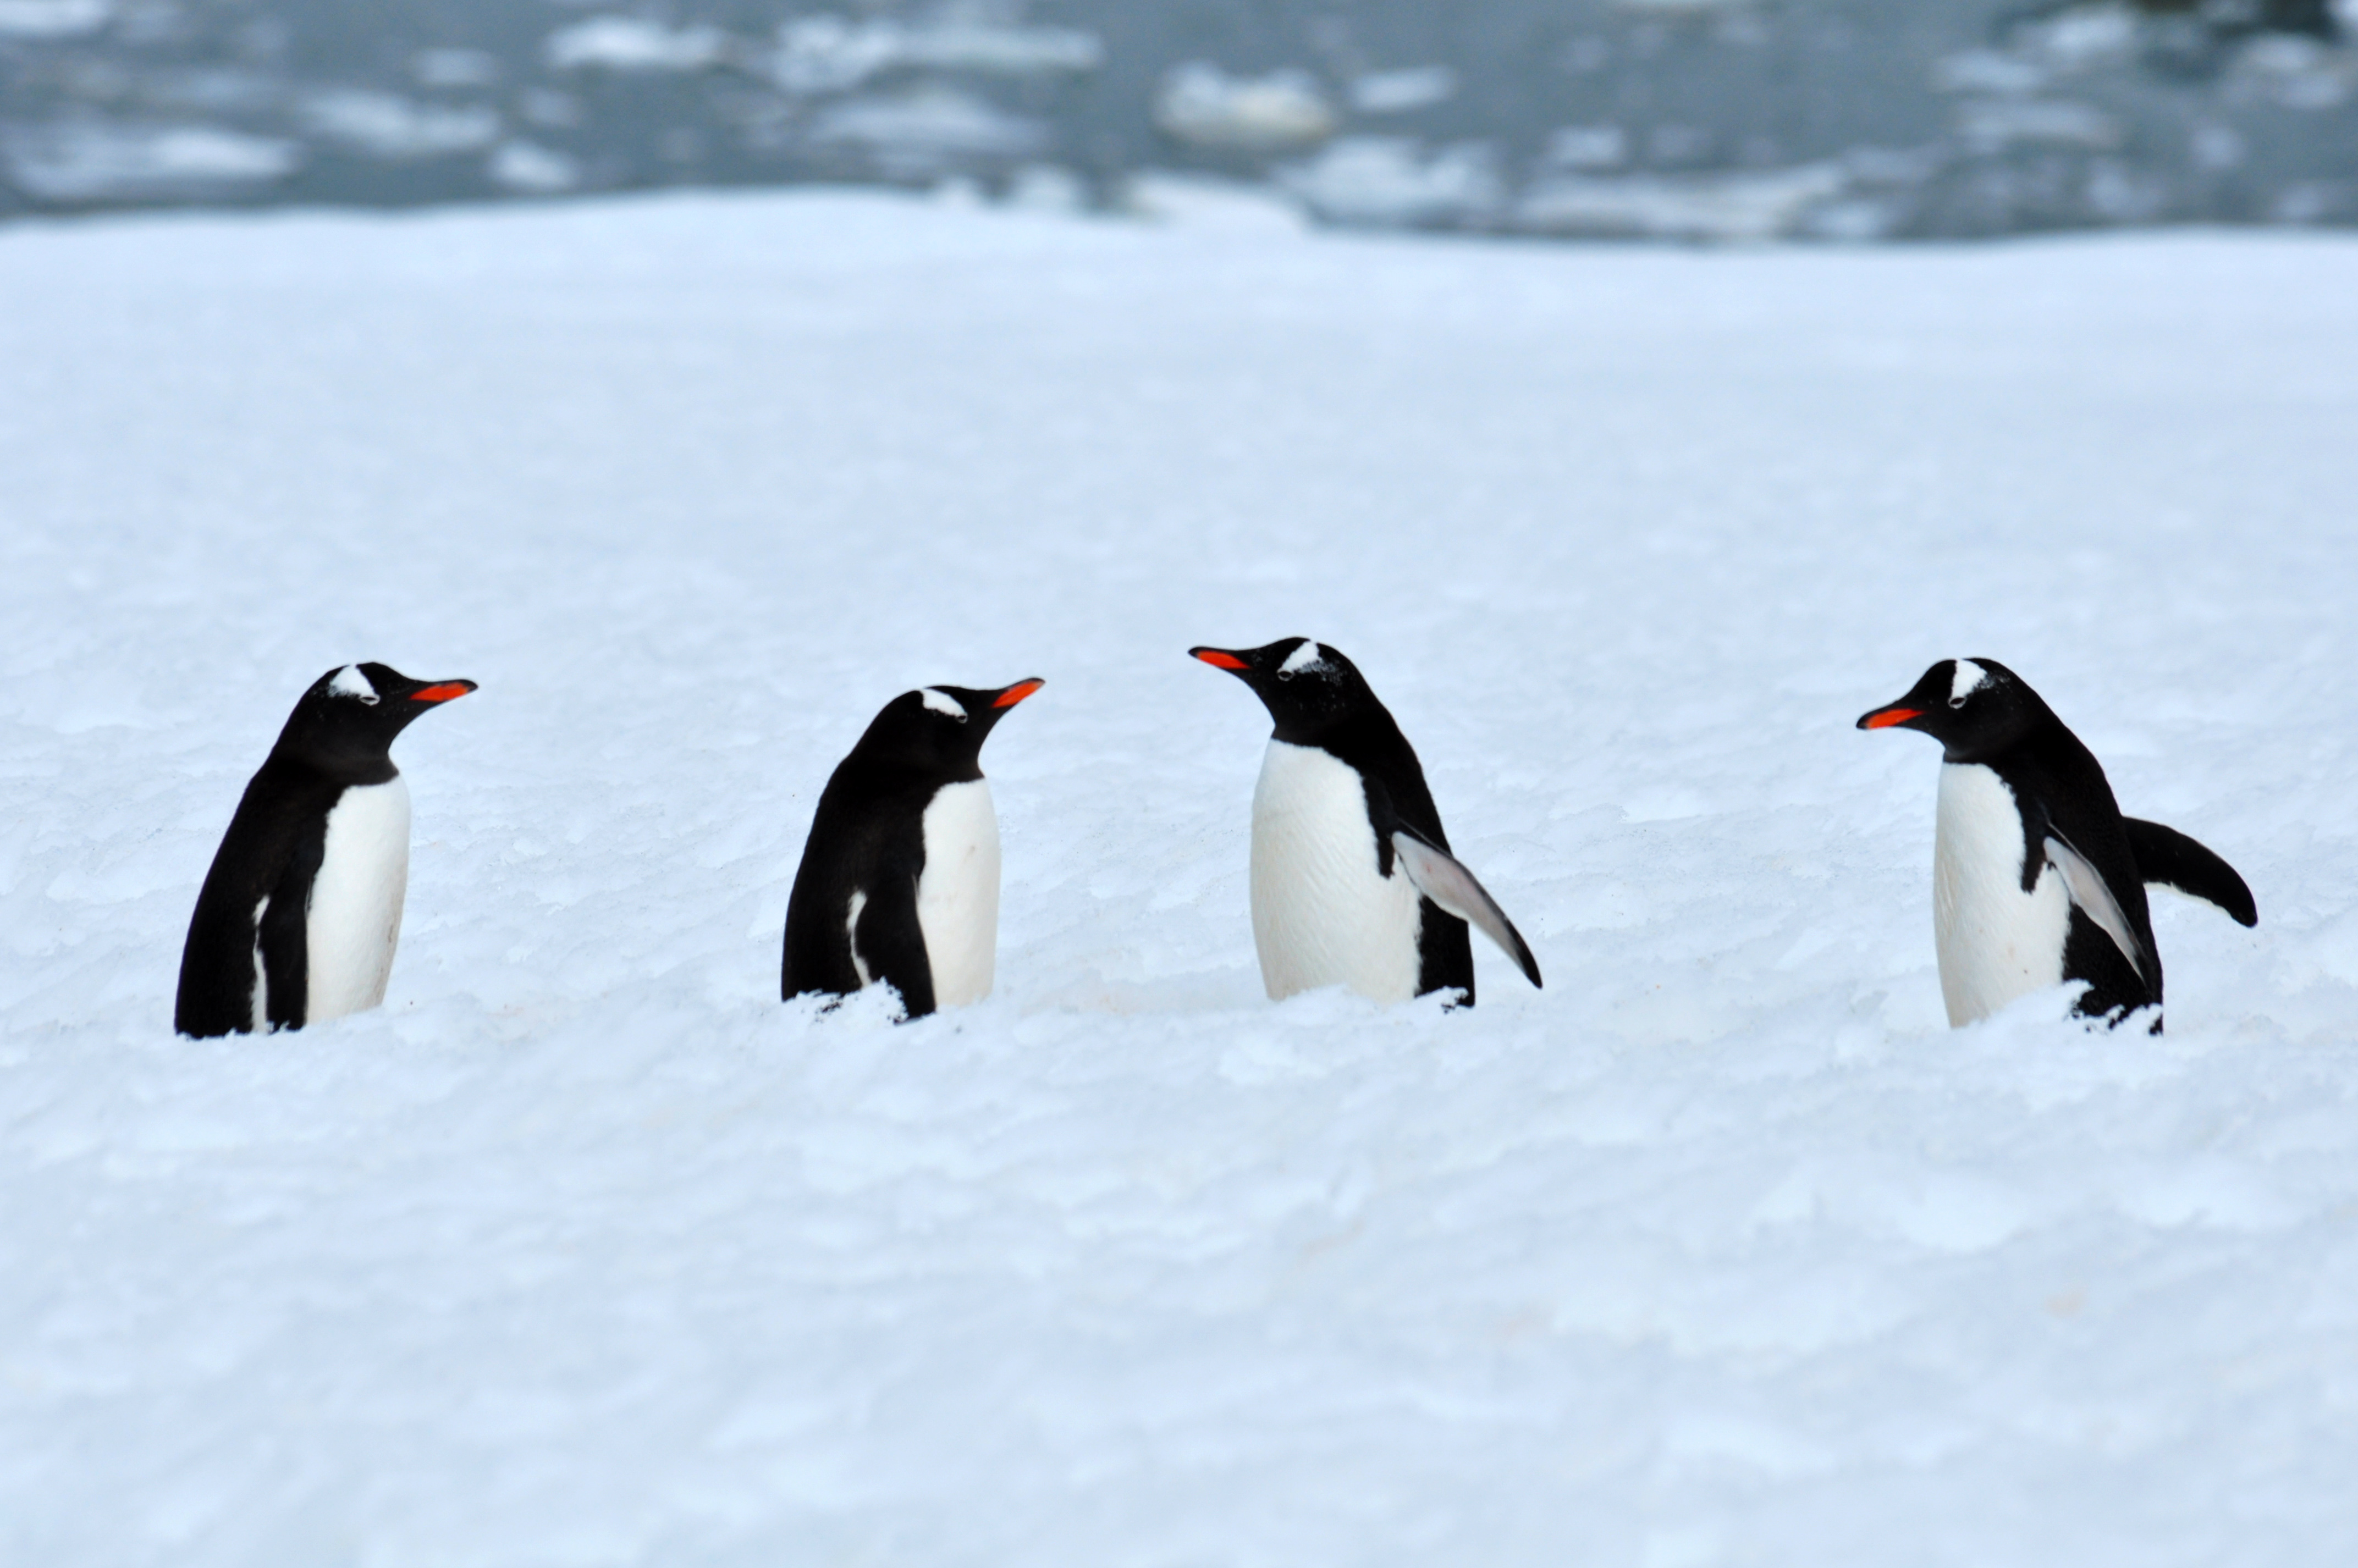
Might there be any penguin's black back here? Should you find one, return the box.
[1984,715,2161,1022]
[780,682,1035,1019]
[780,752,944,1015]
[174,661,474,1039]
[175,758,341,1036]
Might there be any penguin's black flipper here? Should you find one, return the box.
[2124,818,2258,927]
[1390,828,1543,989]
[255,823,326,1031]
[853,870,938,1021]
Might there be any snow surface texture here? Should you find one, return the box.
[2,192,2356,1565]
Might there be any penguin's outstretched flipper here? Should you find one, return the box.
[1390,828,1543,990]
[2124,818,2257,927]
[2043,832,2157,992]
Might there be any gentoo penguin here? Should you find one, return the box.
[1859,658,2256,1030]
[1190,638,1541,1006]
[175,662,476,1038]
[781,678,1043,1019]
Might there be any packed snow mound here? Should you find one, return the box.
[2,191,2356,1564]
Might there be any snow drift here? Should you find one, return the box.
[2,190,2355,1564]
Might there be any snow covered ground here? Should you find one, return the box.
[3,189,2356,1565]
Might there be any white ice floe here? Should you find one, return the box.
[1155,63,1337,153]
[1348,67,1456,116]
[771,15,1101,95]
[3,122,300,201]
[1280,136,1500,228]
[486,140,580,194]
[813,85,1045,162]
[0,0,109,38]
[544,16,726,74]
[299,91,501,161]
[1516,162,1847,242]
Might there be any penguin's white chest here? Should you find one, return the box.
[1249,739,1422,1003]
[916,779,1000,1009]
[306,777,411,1025]
[1933,761,2068,1026]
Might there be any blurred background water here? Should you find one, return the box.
[1,1,2353,239]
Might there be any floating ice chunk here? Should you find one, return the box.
[1517,164,1847,244]
[546,17,725,74]
[1349,67,1455,116]
[1156,64,1336,153]
[488,141,580,194]
[894,21,1101,77]
[0,0,110,38]
[1280,137,1499,228]
[814,87,1046,161]
[2023,4,2138,71]
[300,91,501,161]
[4,123,300,201]
[1545,125,1628,171]
[2233,36,2352,113]
[772,15,901,94]
[770,16,1100,95]
[1955,98,2120,154]
[1932,49,2047,98]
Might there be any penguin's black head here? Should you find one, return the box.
[856,678,1043,779]
[1189,638,1380,740]
[1857,657,2046,763]
[276,662,477,781]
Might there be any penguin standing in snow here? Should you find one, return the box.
[1190,638,1541,1006]
[1858,658,2256,1030]
[782,678,1042,1019]
[175,662,477,1037]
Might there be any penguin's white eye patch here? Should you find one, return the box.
[1948,660,1990,708]
[328,665,380,704]
[919,688,967,720]
[1276,641,1330,679]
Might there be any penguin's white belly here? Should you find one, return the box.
[1250,740,1422,1003]
[306,777,411,1025]
[1933,762,2068,1026]
[916,779,1000,1009]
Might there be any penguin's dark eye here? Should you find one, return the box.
[1948,695,1967,710]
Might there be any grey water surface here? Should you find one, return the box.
[2,0,2351,238]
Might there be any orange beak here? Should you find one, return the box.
[1191,648,1249,671]
[992,679,1044,709]
[1859,706,1922,730]
[409,681,477,704]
